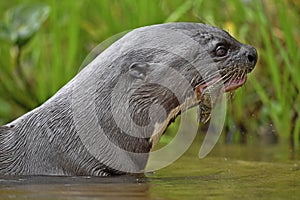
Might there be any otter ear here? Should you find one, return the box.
[129,63,149,80]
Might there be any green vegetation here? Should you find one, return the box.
[0,0,299,146]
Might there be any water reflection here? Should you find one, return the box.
[0,175,151,199]
[0,140,299,199]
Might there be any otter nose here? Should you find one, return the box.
[246,46,258,70]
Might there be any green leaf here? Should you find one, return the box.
[4,3,50,47]
[0,22,15,42]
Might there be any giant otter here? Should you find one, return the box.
[0,23,257,176]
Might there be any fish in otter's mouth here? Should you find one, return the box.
[194,70,247,123]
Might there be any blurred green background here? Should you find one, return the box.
[0,0,299,147]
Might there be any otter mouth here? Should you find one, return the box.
[195,72,248,96]
[223,74,247,92]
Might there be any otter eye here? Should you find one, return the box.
[215,45,228,57]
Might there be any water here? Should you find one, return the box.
[0,138,299,200]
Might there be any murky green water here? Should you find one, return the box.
[0,137,299,200]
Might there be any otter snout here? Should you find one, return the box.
[243,45,258,71]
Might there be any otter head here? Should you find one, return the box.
[111,23,257,146]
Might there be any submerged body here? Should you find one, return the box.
[0,23,257,176]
